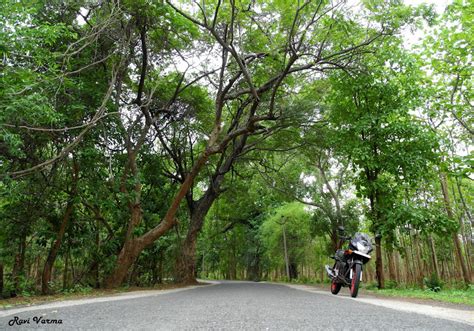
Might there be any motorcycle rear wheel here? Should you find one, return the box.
[330,280,341,295]
[350,263,362,298]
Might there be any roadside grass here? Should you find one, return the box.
[271,277,474,306]
[362,287,474,306]
[0,283,200,309]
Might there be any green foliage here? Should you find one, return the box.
[365,287,474,306]
[259,202,312,272]
[62,284,93,295]
[325,39,441,238]
[422,0,473,145]
[424,272,443,292]
[384,280,398,290]
[0,0,471,297]
[386,203,457,236]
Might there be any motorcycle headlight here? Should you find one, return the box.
[356,242,369,254]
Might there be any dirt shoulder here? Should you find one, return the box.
[299,283,474,311]
[0,282,209,310]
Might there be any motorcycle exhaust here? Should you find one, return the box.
[325,265,335,279]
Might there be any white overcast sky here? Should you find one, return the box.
[406,0,451,10]
[403,0,452,47]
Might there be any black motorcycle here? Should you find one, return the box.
[325,227,374,298]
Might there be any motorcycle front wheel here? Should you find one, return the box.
[350,263,362,298]
[330,279,341,295]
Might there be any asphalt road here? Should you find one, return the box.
[0,281,472,330]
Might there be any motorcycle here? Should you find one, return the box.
[325,226,374,298]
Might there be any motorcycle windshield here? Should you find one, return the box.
[350,233,373,254]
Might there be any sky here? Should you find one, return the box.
[406,0,451,11]
[75,1,453,53]
[403,0,452,48]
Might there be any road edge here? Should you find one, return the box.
[281,283,474,327]
[0,282,218,318]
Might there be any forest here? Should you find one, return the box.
[0,0,472,299]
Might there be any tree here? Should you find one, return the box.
[326,43,438,288]
[424,0,473,139]
[421,0,473,284]
[260,202,312,280]
[165,0,410,284]
[2,0,468,294]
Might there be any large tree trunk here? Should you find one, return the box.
[369,190,385,289]
[175,234,199,284]
[104,150,212,288]
[104,239,142,288]
[42,162,78,295]
[175,136,249,283]
[375,235,385,288]
[42,202,75,294]
[439,172,471,284]
[104,203,145,288]
[330,228,339,251]
[175,191,217,283]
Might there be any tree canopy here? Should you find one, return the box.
[0,0,472,297]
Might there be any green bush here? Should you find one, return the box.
[364,281,378,290]
[423,272,443,292]
[1,278,16,298]
[384,280,398,289]
[62,284,93,295]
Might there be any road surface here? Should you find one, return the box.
[0,281,472,330]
